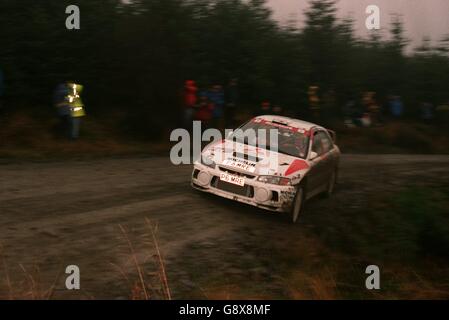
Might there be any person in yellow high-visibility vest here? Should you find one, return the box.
[66,82,86,139]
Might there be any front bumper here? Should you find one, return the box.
[191,163,297,213]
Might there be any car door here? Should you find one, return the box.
[318,131,335,183]
[306,130,328,197]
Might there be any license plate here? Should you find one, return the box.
[220,173,245,186]
[222,159,256,173]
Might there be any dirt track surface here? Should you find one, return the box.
[1,155,449,299]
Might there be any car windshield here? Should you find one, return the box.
[227,120,310,159]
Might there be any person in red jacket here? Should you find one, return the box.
[184,80,198,129]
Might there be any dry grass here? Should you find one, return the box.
[0,218,171,300]
[113,219,171,300]
[337,121,449,154]
[1,111,448,160]
[0,244,61,300]
[146,218,171,300]
[0,112,169,160]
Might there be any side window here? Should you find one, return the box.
[312,132,323,155]
[312,131,333,156]
[321,132,333,153]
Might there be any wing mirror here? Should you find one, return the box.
[310,151,319,160]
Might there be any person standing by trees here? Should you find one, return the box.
[54,82,70,137]
[257,100,272,116]
[195,92,213,130]
[183,80,198,130]
[342,97,357,128]
[209,85,225,130]
[389,95,404,119]
[272,104,283,116]
[364,91,381,126]
[66,82,86,140]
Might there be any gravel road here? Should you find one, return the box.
[1,155,448,299]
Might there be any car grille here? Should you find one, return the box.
[211,176,254,198]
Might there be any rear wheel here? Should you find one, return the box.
[291,184,305,224]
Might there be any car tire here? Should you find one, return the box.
[291,184,305,224]
[325,169,337,197]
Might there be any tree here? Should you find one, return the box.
[302,0,338,88]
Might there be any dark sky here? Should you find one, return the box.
[267,0,449,49]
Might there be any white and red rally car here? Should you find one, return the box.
[191,115,340,223]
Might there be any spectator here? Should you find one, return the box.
[272,104,283,116]
[342,99,357,128]
[257,100,271,116]
[66,81,86,139]
[209,85,225,129]
[53,82,70,137]
[183,80,198,130]
[195,92,213,129]
[389,95,404,118]
[366,92,381,126]
[360,112,372,127]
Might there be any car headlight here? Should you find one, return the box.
[200,155,216,169]
[257,175,292,186]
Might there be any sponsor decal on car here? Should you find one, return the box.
[253,118,310,135]
[222,158,257,173]
[284,159,310,176]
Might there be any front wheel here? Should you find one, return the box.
[291,184,305,224]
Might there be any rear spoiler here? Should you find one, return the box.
[326,129,337,144]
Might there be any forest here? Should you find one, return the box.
[0,0,448,137]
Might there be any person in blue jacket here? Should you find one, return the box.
[54,82,70,137]
[208,85,225,129]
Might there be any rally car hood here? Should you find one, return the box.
[202,139,310,180]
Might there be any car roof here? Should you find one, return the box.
[255,115,324,131]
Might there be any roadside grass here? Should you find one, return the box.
[0,112,170,160]
[190,185,449,299]
[112,219,171,300]
[1,110,448,160]
[391,187,449,260]
[0,219,171,300]
[336,121,449,154]
[298,185,449,299]
[0,244,61,300]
